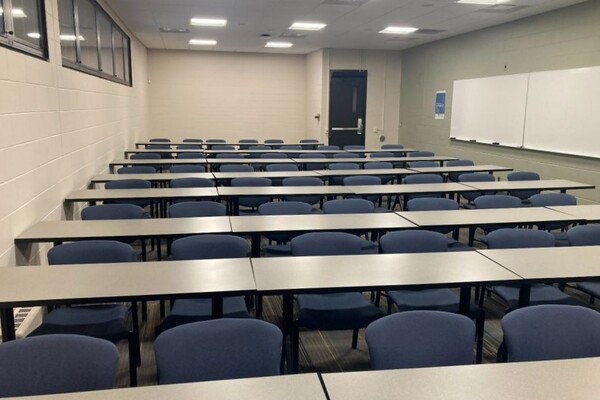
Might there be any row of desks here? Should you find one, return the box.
[6,356,600,399]
[125,148,419,157]
[135,141,324,149]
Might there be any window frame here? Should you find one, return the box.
[0,0,48,60]
[60,0,132,86]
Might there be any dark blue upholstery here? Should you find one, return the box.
[215,152,244,158]
[318,145,340,150]
[249,145,271,152]
[177,152,204,159]
[130,153,161,160]
[82,204,145,220]
[567,225,600,300]
[333,152,360,158]
[155,319,282,384]
[0,335,118,397]
[220,164,254,173]
[328,163,360,185]
[265,139,284,144]
[238,139,258,150]
[407,161,439,168]
[282,176,323,205]
[170,177,214,188]
[280,145,302,151]
[530,193,577,235]
[402,174,444,207]
[168,201,226,218]
[149,138,170,142]
[458,173,496,203]
[183,138,203,143]
[446,160,475,182]
[409,151,435,157]
[502,305,600,362]
[405,198,460,238]
[344,145,365,150]
[299,153,326,170]
[380,230,448,253]
[259,201,314,255]
[105,178,152,209]
[473,195,522,235]
[381,144,404,150]
[260,153,287,159]
[291,231,363,256]
[369,152,394,158]
[507,171,541,200]
[145,144,171,159]
[231,177,272,210]
[206,139,226,143]
[366,311,475,369]
[118,166,156,174]
[169,165,206,173]
[213,146,236,151]
[323,198,375,214]
[364,161,394,184]
[176,144,201,150]
[47,240,138,265]
[265,163,298,172]
[343,175,382,205]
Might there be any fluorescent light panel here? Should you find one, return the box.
[189,39,217,46]
[265,41,293,48]
[379,26,418,34]
[289,22,326,31]
[190,18,227,27]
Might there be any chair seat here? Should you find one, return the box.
[159,297,250,333]
[374,207,391,213]
[30,305,129,343]
[388,289,461,312]
[360,239,379,254]
[296,293,383,330]
[263,243,292,256]
[494,284,583,311]
[577,282,600,298]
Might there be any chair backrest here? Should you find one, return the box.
[404,174,443,185]
[364,161,393,170]
[81,204,145,220]
[48,240,138,264]
[291,232,363,256]
[333,152,360,159]
[282,177,323,187]
[146,144,171,150]
[280,145,302,150]
[458,173,495,183]
[381,144,404,150]
[260,153,287,159]
[507,171,540,181]
[118,166,156,174]
[258,201,313,215]
[567,225,600,246]
[529,193,577,207]
[206,139,226,143]
[183,138,203,143]
[0,334,119,397]
[105,179,151,190]
[406,197,459,211]
[407,161,439,168]
[170,177,215,188]
[323,198,375,214]
[169,165,206,173]
[131,153,161,160]
[486,228,555,249]
[502,305,600,362]
[170,234,248,260]
[328,162,360,170]
[299,153,325,159]
[380,230,449,253]
[409,151,435,157]
[370,152,394,158]
[215,153,245,159]
[446,159,474,167]
[265,163,299,172]
[366,311,475,370]
[300,139,319,143]
[155,319,282,384]
[265,139,284,144]
[344,145,365,150]
[343,175,381,186]
[230,177,272,187]
[318,145,340,151]
[473,194,522,209]
[149,138,170,142]
[168,201,226,218]
[249,145,271,151]
[176,144,201,150]
[219,164,254,173]
[212,145,236,151]
[239,139,258,144]
[177,152,204,159]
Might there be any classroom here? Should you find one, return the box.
[0,0,599,398]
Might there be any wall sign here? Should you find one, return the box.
[435,90,446,120]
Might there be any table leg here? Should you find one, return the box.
[251,233,261,257]
[518,284,531,308]
[282,294,295,373]
[1,308,16,342]
[212,296,224,319]
[459,287,471,315]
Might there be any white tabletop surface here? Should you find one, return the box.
[65,188,218,201]
[547,204,600,221]
[461,179,594,191]
[92,173,215,182]
[409,165,512,173]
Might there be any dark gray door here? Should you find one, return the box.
[328,70,367,147]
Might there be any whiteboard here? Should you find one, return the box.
[450,74,529,147]
[524,66,600,159]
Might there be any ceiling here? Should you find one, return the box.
[104,0,588,54]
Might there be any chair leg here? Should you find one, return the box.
[141,301,148,322]
[475,310,485,364]
[256,295,263,319]
[127,333,139,387]
[130,302,140,366]
[292,322,300,373]
[351,328,359,349]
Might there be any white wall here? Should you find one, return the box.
[321,49,402,148]
[147,50,307,142]
[305,50,324,140]
[0,0,148,266]
[399,1,599,204]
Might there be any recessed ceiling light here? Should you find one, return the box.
[60,34,85,41]
[265,41,293,48]
[27,32,41,39]
[189,39,217,46]
[289,22,326,31]
[379,26,418,34]
[190,18,227,27]
[456,0,509,4]
[11,8,27,18]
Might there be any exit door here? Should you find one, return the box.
[328,70,367,148]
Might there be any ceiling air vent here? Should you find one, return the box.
[160,27,190,34]
[476,4,529,14]
[321,0,370,6]
[280,32,307,38]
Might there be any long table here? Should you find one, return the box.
[109,158,207,173]
[548,204,600,221]
[134,141,323,149]
[461,179,594,193]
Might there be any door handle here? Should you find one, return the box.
[331,127,360,131]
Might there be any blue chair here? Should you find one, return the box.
[446,160,475,182]
[265,139,284,149]
[381,144,404,150]
[369,152,394,158]
[280,145,302,151]
[105,179,153,212]
[458,173,496,206]
[483,229,583,312]
[155,319,282,384]
[249,145,271,152]
[220,164,254,173]
[300,139,319,150]
[238,139,258,150]
[282,176,324,206]
[149,138,170,142]
[170,177,215,203]
[291,232,384,370]
[323,199,379,252]
[364,161,394,184]
[566,225,600,303]
[328,162,360,185]
[259,201,314,256]
[0,334,119,397]
[471,195,523,245]
[183,138,203,143]
[118,166,156,174]
[366,311,475,370]
[157,235,250,334]
[405,198,465,248]
[168,201,226,218]
[145,144,172,159]
[407,160,439,168]
[343,175,384,207]
[299,153,326,170]
[230,177,273,213]
[318,145,340,151]
[206,139,226,144]
[177,152,204,159]
[130,153,161,161]
[265,163,299,186]
[398,173,444,210]
[507,171,541,202]
[409,151,435,157]
[176,144,201,150]
[28,241,139,386]
[530,193,577,244]
[333,152,360,159]
[215,153,244,159]
[169,164,206,173]
[501,305,600,362]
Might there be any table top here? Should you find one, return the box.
[398,207,584,227]
[206,158,294,164]
[293,156,456,163]
[7,373,327,400]
[346,182,473,195]
[92,173,215,182]
[216,186,353,197]
[0,259,255,307]
[322,357,600,400]
[14,217,233,243]
[230,213,416,233]
[65,188,219,202]
[548,204,600,221]
[346,148,417,153]
[479,246,600,281]
[110,159,207,166]
[204,149,343,154]
[315,168,416,177]
[213,171,320,180]
[125,149,205,155]
[252,252,520,293]
[410,165,513,174]
[461,179,594,191]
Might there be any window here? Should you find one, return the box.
[0,0,47,58]
[58,0,131,85]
